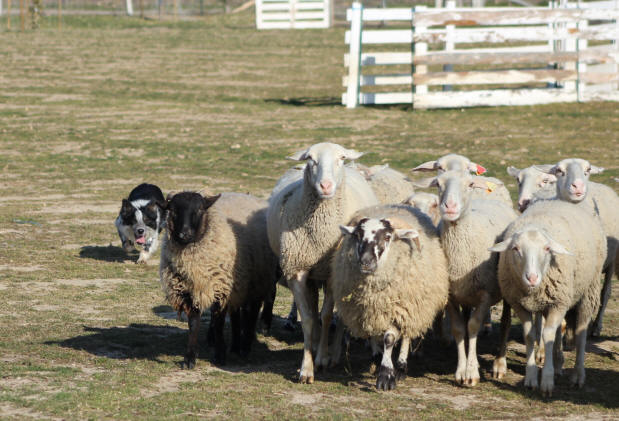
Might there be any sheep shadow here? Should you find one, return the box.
[265,97,341,107]
[79,245,134,263]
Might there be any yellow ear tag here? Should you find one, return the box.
[486,181,496,193]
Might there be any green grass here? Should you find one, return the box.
[0,12,618,420]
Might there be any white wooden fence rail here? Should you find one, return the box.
[343,2,619,108]
[256,0,332,29]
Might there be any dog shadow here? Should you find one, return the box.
[79,245,135,263]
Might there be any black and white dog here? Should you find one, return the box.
[115,183,165,264]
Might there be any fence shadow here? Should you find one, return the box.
[265,97,341,107]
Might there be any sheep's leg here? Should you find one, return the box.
[571,301,592,388]
[591,262,614,337]
[534,313,545,365]
[553,322,564,377]
[540,308,566,397]
[369,338,382,375]
[465,295,492,386]
[259,281,277,333]
[182,308,201,370]
[376,328,400,391]
[310,285,321,354]
[481,308,493,336]
[512,303,537,389]
[329,317,345,368]
[314,290,333,371]
[229,307,241,355]
[284,301,298,331]
[290,270,316,384]
[492,300,511,380]
[395,337,410,381]
[211,302,228,366]
[240,300,261,358]
[446,301,467,384]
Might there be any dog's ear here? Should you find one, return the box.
[120,199,134,219]
[166,191,177,201]
[202,194,221,210]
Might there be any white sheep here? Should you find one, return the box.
[413,153,513,206]
[330,204,449,390]
[416,170,518,385]
[506,165,557,212]
[159,192,277,368]
[267,142,379,384]
[536,158,619,337]
[401,192,440,226]
[489,199,607,396]
[353,163,416,204]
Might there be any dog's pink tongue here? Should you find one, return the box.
[135,236,146,245]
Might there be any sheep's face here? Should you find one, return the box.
[412,153,486,175]
[340,218,418,274]
[424,171,488,222]
[289,142,363,200]
[507,166,557,212]
[164,192,220,245]
[537,159,603,203]
[489,229,572,289]
[403,192,439,218]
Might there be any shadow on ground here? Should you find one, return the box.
[79,245,135,263]
[265,97,341,107]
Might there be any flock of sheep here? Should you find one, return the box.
[156,142,618,397]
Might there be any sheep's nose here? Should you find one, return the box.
[445,200,458,211]
[320,180,333,195]
[571,180,585,194]
[518,198,530,212]
[526,273,538,286]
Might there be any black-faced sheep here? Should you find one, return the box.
[159,192,277,369]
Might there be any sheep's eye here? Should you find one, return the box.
[584,167,590,176]
[544,245,551,253]
[541,179,547,185]
[555,169,564,176]
[512,246,520,253]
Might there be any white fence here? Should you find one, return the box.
[343,2,619,108]
[256,0,332,29]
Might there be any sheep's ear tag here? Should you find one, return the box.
[486,181,496,193]
[476,164,487,176]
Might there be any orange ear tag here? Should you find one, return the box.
[486,181,496,193]
[476,164,487,176]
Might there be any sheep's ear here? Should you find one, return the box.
[412,177,439,189]
[395,228,421,251]
[340,147,364,161]
[506,166,520,178]
[339,225,356,236]
[547,239,573,256]
[288,148,310,161]
[534,164,556,174]
[589,165,604,175]
[412,160,438,172]
[542,174,557,184]
[488,239,510,252]
[166,191,177,201]
[401,194,414,205]
[202,194,221,210]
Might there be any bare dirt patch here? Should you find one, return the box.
[140,369,205,398]
[25,278,133,292]
[0,403,61,420]
[0,264,46,272]
[35,202,119,214]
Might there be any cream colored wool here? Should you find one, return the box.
[497,199,606,320]
[268,166,379,282]
[159,192,277,314]
[440,199,518,308]
[471,175,513,206]
[355,164,416,205]
[331,205,449,339]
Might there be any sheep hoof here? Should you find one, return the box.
[376,366,396,391]
[395,360,407,381]
[299,374,314,384]
[492,357,507,380]
[182,356,196,370]
[535,353,545,366]
[467,377,479,387]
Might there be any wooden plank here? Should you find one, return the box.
[346,7,413,22]
[358,91,414,105]
[413,26,598,44]
[261,2,326,11]
[343,73,413,87]
[414,51,580,65]
[291,20,329,28]
[344,52,413,66]
[346,29,413,45]
[413,7,619,27]
[261,11,326,21]
[413,88,577,109]
[414,69,577,85]
[581,90,619,101]
[580,72,619,83]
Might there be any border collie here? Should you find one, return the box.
[115,183,165,264]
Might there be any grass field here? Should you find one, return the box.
[0,11,618,420]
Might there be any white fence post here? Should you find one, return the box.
[126,0,134,16]
[444,1,456,92]
[577,19,588,101]
[412,5,428,108]
[346,2,363,108]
